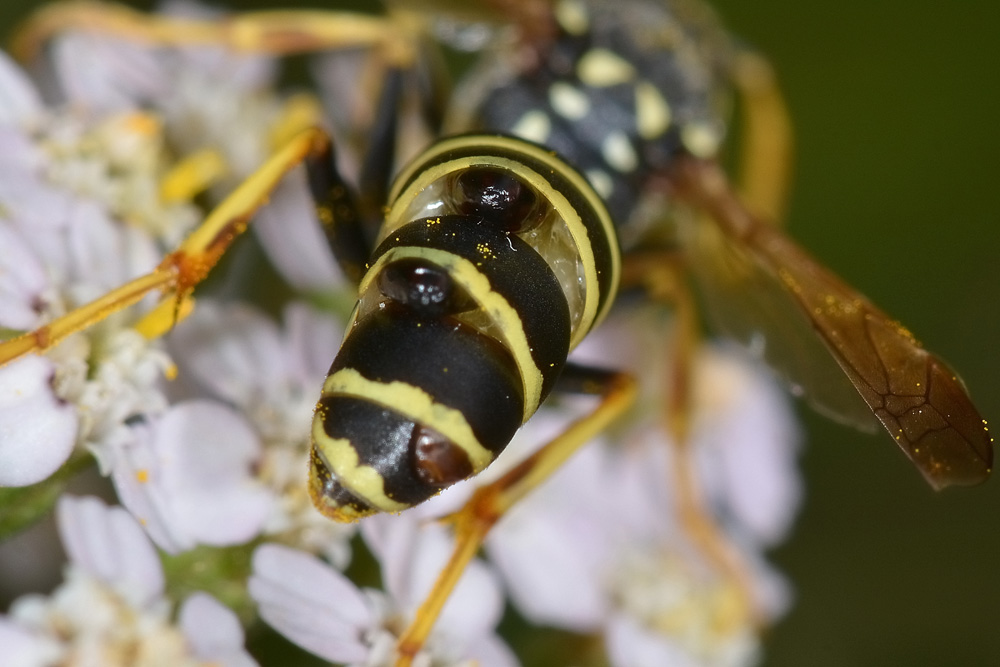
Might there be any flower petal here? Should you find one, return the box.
[56,495,164,607]
[693,349,802,546]
[0,52,42,125]
[170,301,288,407]
[253,171,341,292]
[179,592,258,667]
[0,356,78,486]
[0,223,48,330]
[51,34,166,112]
[112,400,273,552]
[605,614,699,667]
[249,543,372,662]
[364,514,505,643]
[0,619,63,666]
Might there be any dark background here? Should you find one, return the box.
[0,1,997,665]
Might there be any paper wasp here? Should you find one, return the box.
[1,0,992,663]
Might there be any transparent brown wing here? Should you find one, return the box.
[678,200,881,432]
[673,158,993,489]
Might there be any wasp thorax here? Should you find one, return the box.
[376,257,473,317]
[455,166,541,232]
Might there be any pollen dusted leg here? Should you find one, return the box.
[394,368,638,667]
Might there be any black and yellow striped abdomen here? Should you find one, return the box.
[309,135,619,521]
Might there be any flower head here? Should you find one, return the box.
[1,495,256,667]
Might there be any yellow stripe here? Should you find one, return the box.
[310,421,408,514]
[322,368,494,472]
[385,135,621,346]
[361,245,542,421]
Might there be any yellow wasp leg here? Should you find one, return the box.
[11,1,418,65]
[0,127,332,367]
[731,51,794,225]
[621,251,762,627]
[394,372,639,667]
[159,91,325,207]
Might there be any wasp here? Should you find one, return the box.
[1,0,993,664]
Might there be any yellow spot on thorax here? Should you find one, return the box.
[578,49,636,87]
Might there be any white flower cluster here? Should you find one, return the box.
[0,4,803,666]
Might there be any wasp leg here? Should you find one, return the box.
[394,368,638,667]
[11,2,417,65]
[730,50,794,224]
[357,68,405,227]
[621,250,762,625]
[0,127,333,366]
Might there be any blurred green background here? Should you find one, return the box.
[0,1,997,665]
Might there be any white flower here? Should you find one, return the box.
[480,338,800,666]
[168,300,357,565]
[250,513,518,667]
[0,53,187,488]
[0,495,257,667]
[110,400,275,554]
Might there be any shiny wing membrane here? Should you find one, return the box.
[674,159,992,489]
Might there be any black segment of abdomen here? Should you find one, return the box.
[317,396,432,506]
[330,306,524,455]
[371,216,572,400]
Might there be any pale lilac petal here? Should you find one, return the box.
[743,547,794,621]
[110,422,187,553]
[693,349,802,546]
[0,127,44,173]
[56,495,164,606]
[171,301,288,407]
[160,402,272,546]
[254,171,341,292]
[605,614,699,667]
[282,302,342,386]
[114,401,272,551]
[465,634,522,667]
[0,356,77,486]
[607,426,682,540]
[0,53,42,124]
[0,175,74,266]
[65,200,159,297]
[249,543,372,662]
[489,509,607,631]
[486,436,612,631]
[364,515,504,642]
[179,592,258,667]
[51,34,166,111]
[0,619,62,666]
[0,224,48,330]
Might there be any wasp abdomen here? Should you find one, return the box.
[310,216,574,520]
[310,306,525,520]
[310,136,619,521]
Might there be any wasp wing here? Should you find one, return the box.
[679,205,881,432]
[675,160,993,489]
